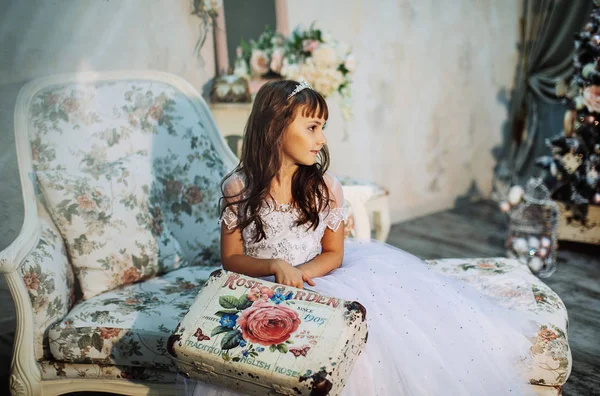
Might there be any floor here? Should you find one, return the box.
[1,200,598,395]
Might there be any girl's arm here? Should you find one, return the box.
[295,225,344,278]
[220,224,276,277]
[219,171,315,288]
[221,224,315,288]
[296,173,345,278]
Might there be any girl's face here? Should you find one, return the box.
[281,107,327,167]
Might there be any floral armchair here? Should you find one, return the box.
[0,71,570,396]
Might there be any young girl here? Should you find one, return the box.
[178,80,535,395]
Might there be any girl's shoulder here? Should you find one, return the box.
[322,172,344,207]
[323,172,342,193]
[222,171,246,197]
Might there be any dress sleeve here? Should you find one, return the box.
[219,173,244,230]
[323,173,348,232]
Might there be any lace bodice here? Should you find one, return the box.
[220,173,347,266]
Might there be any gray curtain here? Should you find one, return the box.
[495,0,594,193]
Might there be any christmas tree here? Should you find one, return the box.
[537,5,600,210]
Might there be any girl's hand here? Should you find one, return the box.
[269,259,315,289]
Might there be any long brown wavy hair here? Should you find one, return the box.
[220,80,331,242]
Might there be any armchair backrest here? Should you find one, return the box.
[24,71,238,265]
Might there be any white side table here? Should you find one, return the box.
[338,176,391,242]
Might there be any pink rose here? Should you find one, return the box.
[237,301,301,346]
[247,287,261,301]
[583,85,600,113]
[258,286,274,301]
[250,49,269,76]
[259,286,274,297]
[302,39,319,53]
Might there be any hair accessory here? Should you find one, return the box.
[288,80,313,98]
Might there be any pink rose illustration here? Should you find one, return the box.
[259,286,274,301]
[237,301,301,346]
[247,287,261,301]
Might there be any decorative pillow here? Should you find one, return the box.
[36,155,187,299]
[343,204,357,239]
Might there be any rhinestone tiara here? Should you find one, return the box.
[288,80,313,98]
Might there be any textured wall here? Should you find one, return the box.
[287,0,521,222]
[0,0,522,250]
[0,0,216,250]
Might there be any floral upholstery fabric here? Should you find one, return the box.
[424,258,571,386]
[19,203,75,360]
[28,80,230,267]
[39,360,177,383]
[37,155,187,299]
[47,266,215,369]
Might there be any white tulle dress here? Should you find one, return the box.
[177,174,535,396]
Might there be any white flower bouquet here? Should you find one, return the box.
[233,24,355,119]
